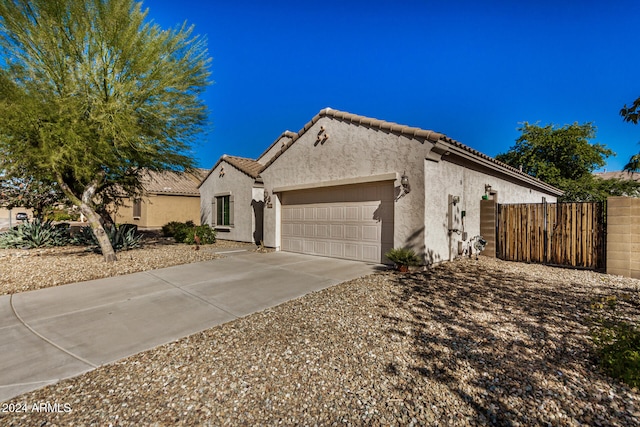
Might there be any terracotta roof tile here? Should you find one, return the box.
[222,155,263,178]
[142,169,207,196]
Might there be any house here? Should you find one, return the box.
[113,169,207,229]
[199,108,562,264]
[594,171,640,181]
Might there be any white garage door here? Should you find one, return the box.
[280,182,394,263]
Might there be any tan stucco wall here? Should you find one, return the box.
[113,194,201,229]
[607,196,640,279]
[199,161,260,243]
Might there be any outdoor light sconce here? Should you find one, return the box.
[451,195,460,205]
[485,184,492,194]
[400,171,411,195]
[264,189,271,204]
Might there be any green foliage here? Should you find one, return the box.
[592,322,640,387]
[495,122,620,202]
[385,247,421,267]
[72,224,142,252]
[496,122,612,184]
[0,218,70,248]
[559,175,640,202]
[185,225,216,245]
[591,295,640,388]
[161,220,195,243]
[0,0,211,259]
[0,172,68,219]
[620,97,640,125]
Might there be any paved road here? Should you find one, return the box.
[0,251,382,402]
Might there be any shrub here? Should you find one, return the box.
[592,321,640,388]
[385,247,421,267]
[185,224,216,245]
[0,218,70,248]
[161,220,197,243]
[71,224,142,252]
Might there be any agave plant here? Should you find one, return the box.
[72,224,142,253]
[0,218,70,248]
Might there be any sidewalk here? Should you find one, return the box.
[0,251,381,402]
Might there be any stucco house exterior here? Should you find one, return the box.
[199,108,562,264]
[114,169,207,229]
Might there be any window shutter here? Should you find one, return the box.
[211,199,217,226]
[133,199,142,219]
[229,194,234,226]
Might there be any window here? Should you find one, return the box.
[133,199,142,219]
[215,195,233,226]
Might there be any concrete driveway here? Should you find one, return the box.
[0,251,381,402]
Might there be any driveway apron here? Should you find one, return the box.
[0,252,380,402]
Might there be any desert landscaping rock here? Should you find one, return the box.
[0,239,255,295]
[1,253,639,425]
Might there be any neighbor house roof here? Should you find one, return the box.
[142,169,208,196]
[594,171,640,181]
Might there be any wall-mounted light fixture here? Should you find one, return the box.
[451,195,460,205]
[263,189,271,204]
[401,171,411,195]
[485,184,492,194]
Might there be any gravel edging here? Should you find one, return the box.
[0,239,256,295]
[1,257,639,425]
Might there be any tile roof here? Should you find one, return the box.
[222,155,263,178]
[199,108,562,195]
[594,171,640,181]
[142,169,208,196]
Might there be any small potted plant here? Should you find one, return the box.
[385,247,420,272]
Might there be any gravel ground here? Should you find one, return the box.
[2,256,640,426]
[0,238,256,295]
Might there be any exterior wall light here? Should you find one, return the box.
[401,172,411,195]
[485,184,492,194]
[264,189,271,203]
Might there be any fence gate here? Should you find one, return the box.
[496,201,606,270]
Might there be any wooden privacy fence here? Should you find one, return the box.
[496,201,606,270]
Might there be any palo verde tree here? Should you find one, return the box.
[495,122,640,201]
[0,0,211,261]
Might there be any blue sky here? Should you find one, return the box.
[148,0,639,172]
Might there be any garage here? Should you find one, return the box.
[280,182,394,263]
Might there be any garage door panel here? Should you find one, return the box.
[281,183,393,263]
[330,224,344,238]
[345,225,359,240]
[316,224,329,238]
[362,225,379,241]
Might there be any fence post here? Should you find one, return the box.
[480,199,497,258]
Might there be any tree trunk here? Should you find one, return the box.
[55,172,117,262]
[79,202,117,262]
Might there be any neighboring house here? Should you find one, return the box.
[200,108,562,264]
[113,169,207,229]
[594,171,640,182]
